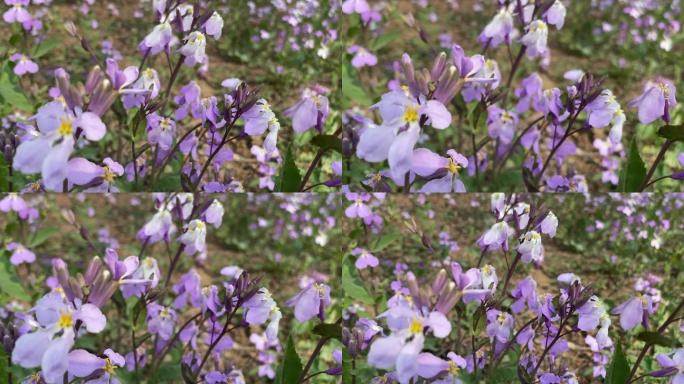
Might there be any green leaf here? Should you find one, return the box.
[149,363,181,382]
[636,331,680,347]
[0,256,30,303]
[312,323,342,340]
[32,37,61,59]
[656,124,684,142]
[30,226,58,248]
[606,342,630,384]
[275,146,302,192]
[0,67,33,112]
[276,335,302,384]
[311,134,342,154]
[152,175,182,192]
[619,137,647,192]
[371,231,400,252]
[342,254,373,305]
[342,61,372,108]
[371,31,401,51]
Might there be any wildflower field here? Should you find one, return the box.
[1,0,684,384]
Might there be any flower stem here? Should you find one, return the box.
[639,139,673,191]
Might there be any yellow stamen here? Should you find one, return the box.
[447,158,461,175]
[58,118,73,136]
[497,313,507,323]
[103,166,115,183]
[58,310,73,329]
[408,318,423,334]
[448,360,460,375]
[403,105,419,123]
[659,82,670,96]
[104,358,117,374]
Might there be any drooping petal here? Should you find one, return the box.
[68,349,104,377]
[388,125,420,180]
[77,112,106,141]
[367,333,403,369]
[421,100,451,129]
[77,303,107,333]
[67,157,103,185]
[415,352,448,379]
[356,124,395,163]
[411,148,448,177]
[13,135,52,174]
[11,330,51,368]
[41,332,75,384]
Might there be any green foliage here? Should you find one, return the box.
[0,252,30,304]
[275,146,303,192]
[341,254,373,305]
[29,226,58,248]
[606,342,630,384]
[32,36,61,59]
[341,61,372,109]
[619,137,647,192]
[276,335,303,384]
[0,63,32,113]
[313,323,343,341]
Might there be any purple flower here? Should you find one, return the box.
[487,106,517,144]
[203,200,225,228]
[146,113,176,151]
[0,193,27,212]
[348,45,377,68]
[540,212,558,237]
[629,78,677,124]
[67,157,124,192]
[585,90,625,145]
[654,348,684,382]
[478,221,512,252]
[479,7,514,48]
[243,288,281,341]
[342,0,370,14]
[139,21,174,56]
[544,0,567,29]
[511,277,539,314]
[486,309,514,343]
[367,304,451,383]
[178,31,208,66]
[241,99,278,136]
[286,282,331,323]
[140,207,175,243]
[67,348,124,383]
[357,90,451,179]
[515,73,544,113]
[202,12,224,40]
[146,303,176,340]
[411,148,468,193]
[6,242,35,265]
[3,0,31,24]
[451,263,498,304]
[517,231,544,264]
[178,220,207,256]
[612,295,654,331]
[345,193,371,218]
[352,248,379,270]
[13,100,107,191]
[11,291,106,383]
[9,53,38,76]
[417,352,467,383]
[520,20,549,59]
[283,91,330,133]
[122,68,160,110]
